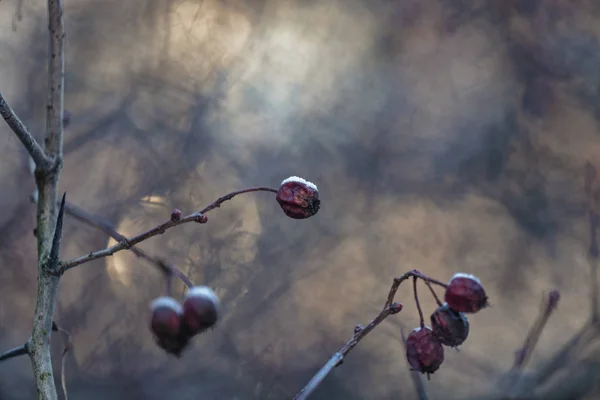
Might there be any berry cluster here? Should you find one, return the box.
[406,273,488,377]
[148,176,320,357]
[150,286,220,357]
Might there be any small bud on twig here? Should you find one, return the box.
[170,209,182,221]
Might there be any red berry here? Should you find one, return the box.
[444,273,488,313]
[405,327,444,376]
[150,297,188,356]
[430,304,469,347]
[276,176,320,219]
[181,286,220,336]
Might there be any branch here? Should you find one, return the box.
[512,290,560,371]
[63,201,193,288]
[0,344,28,361]
[59,187,278,272]
[293,269,444,400]
[28,2,65,397]
[0,92,50,169]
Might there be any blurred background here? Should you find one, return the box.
[1,0,600,399]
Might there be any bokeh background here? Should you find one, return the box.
[1,0,600,399]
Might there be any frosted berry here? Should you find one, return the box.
[430,303,469,347]
[150,297,188,356]
[405,327,444,376]
[181,286,220,336]
[444,273,488,313]
[276,176,320,219]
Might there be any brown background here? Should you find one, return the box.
[0,0,599,399]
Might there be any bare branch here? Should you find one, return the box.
[63,201,193,288]
[44,0,65,160]
[59,187,278,272]
[0,344,28,361]
[0,92,50,169]
[26,0,65,397]
[512,290,560,371]
[294,269,443,400]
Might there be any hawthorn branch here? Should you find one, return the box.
[0,92,50,169]
[63,201,193,288]
[0,344,28,361]
[59,187,278,272]
[293,269,443,400]
[27,1,65,397]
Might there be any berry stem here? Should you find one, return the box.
[423,280,443,307]
[413,277,425,329]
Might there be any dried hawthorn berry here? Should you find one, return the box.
[430,303,469,347]
[276,176,320,219]
[405,327,444,376]
[150,296,188,356]
[444,273,488,313]
[181,286,220,336]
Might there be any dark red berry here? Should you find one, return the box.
[171,209,182,221]
[150,297,188,356]
[276,176,320,219]
[181,286,220,336]
[444,273,488,313]
[405,327,444,376]
[430,304,469,347]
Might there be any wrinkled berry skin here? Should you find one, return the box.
[444,273,488,313]
[431,304,469,347]
[276,177,320,219]
[405,327,444,375]
[150,297,188,356]
[181,286,220,336]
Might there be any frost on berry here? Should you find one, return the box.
[444,273,489,313]
[150,297,188,356]
[430,303,469,347]
[405,327,444,376]
[181,286,220,336]
[276,176,320,219]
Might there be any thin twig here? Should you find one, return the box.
[413,277,425,328]
[512,290,560,371]
[63,201,193,287]
[0,92,50,169]
[59,187,278,272]
[423,280,443,307]
[294,269,442,400]
[0,344,28,361]
[585,162,599,322]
